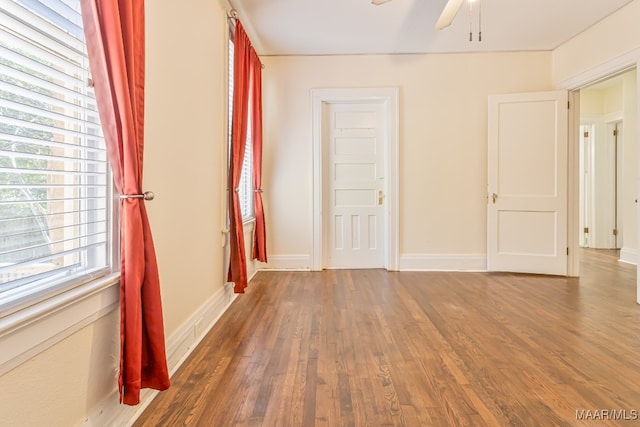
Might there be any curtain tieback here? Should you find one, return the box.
[120,191,155,201]
[254,189,263,193]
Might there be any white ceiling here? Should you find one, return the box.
[229,0,634,56]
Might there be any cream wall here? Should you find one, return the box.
[145,0,228,335]
[0,312,120,427]
[553,0,640,85]
[603,84,624,115]
[261,52,553,269]
[0,1,230,426]
[580,90,604,116]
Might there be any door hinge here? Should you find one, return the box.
[614,129,618,137]
[567,101,570,109]
[566,247,569,256]
[584,131,589,138]
[584,227,589,233]
[613,229,618,236]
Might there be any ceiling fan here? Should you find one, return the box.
[371,0,466,30]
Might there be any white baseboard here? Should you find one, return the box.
[83,281,238,427]
[261,255,311,271]
[399,254,487,271]
[261,254,487,272]
[619,248,637,265]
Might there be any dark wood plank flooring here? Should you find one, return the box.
[134,249,640,426]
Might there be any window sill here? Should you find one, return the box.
[0,273,120,376]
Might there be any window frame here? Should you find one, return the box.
[0,0,120,375]
[228,24,255,223]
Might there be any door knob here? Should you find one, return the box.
[378,190,384,205]
[492,193,498,204]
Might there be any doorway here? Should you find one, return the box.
[311,88,399,271]
[578,69,637,265]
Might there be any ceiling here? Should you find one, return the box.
[229,0,634,56]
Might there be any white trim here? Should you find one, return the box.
[83,281,238,427]
[165,284,237,371]
[399,254,487,271]
[0,274,120,376]
[261,255,311,271]
[567,90,581,277]
[556,48,640,90]
[557,49,640,291]
[311,87,399,272]
[620,248,638,265]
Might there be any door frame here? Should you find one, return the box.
[557,48,640,303]
[311,88,399,271]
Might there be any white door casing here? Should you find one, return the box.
[556,49,639,300]
[311,88,399,271]
[487,90,569,275]
[323,103,385,268]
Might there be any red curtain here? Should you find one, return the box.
[250,49,267,263]
[80,0,170,405]
[228,21,255,293]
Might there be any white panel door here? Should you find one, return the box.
[579,124,594,248]
[487,91,568,275]
[324,102,385,269]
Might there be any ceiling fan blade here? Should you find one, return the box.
[372,0,393,5]
[435,0,465,30]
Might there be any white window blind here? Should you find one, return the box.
[0,0,112,312]
[240,114,253,219]
[228,34,254,221]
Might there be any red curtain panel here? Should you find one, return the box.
[80,0,170,405]
[250,50,267,263]
[228,21,252,293]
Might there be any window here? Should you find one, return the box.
[0,0,113,315]
[228,29,254,221]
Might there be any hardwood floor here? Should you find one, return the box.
[134,250,640,426]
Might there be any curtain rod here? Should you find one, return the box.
[226,9,266,69]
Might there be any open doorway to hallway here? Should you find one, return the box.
[579,68,637,267]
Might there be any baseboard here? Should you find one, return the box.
[619,248,637,265]
[261,254,487,272]
[261,255,311,271]
[399,254,487,271]
[83,281,238,427]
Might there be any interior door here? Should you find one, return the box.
[613,122,622,249]
[324,102,385,269]
[487,90,568,275]
[579,124,593,247]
